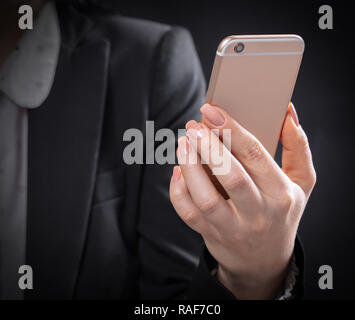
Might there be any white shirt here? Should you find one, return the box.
[0,1,60,299]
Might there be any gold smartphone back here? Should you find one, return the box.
[206,35,304,157]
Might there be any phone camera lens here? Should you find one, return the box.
[234,43,245,53]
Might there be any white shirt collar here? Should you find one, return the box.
[0,1,60,109]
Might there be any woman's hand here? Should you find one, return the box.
[169,103,316,299]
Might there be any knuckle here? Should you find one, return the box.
[243,140,264,162]
[197,195,220,213]
[183,211,200,226]
[203,223,222,242]
[303,168,317,196]
[224,172,247,192]
[279,190,294,212]
[170,188,182,201]
[170,185,187,203]
[309,169,317,188]
[250,218,270,236]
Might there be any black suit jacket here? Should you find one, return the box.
[25,3,304,299]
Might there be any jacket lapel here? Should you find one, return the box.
[26,5,110,298]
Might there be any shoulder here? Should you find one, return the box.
[56,3,195,63]
[89,13,193,56]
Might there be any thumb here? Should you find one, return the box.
[281,103,316,196]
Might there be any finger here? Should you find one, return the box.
[200,103,290,195]
[169,166,207,233]
[176,136,236,230]
[280,103,316,196]
[185,121,263,217]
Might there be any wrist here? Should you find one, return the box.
[216,263,289,300]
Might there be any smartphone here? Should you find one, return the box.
[205,34,304,157]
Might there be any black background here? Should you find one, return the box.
[117,0,354,299]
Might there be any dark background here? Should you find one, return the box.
[117,0,354,299]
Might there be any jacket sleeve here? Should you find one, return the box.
[137,26,305,300]
[137,25,206,299]
[187,236,305,299]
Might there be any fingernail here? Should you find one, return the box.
[172,166,181,182]
[178,136,189,156]
[200,104,225,127]
[186,120,203,139]
[289,102,299,126]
